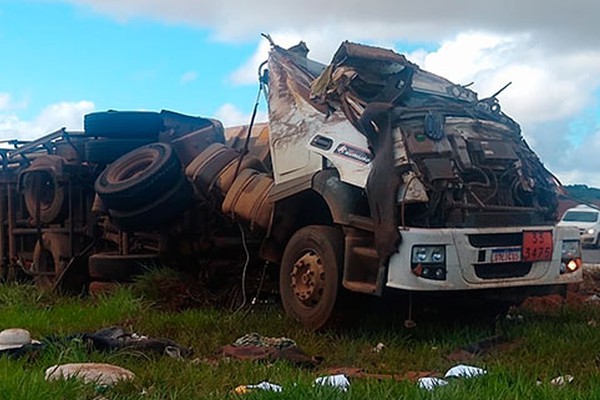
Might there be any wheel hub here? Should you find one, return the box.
[290,251,325,306]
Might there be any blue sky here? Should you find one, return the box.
[1,0,600,186]
[0,1,258,119]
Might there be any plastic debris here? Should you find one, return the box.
[45,363,135,386]
[314,374,350,391]
[550,375,574,386]
[372,342,385,353]
[444,364,487,378]
[234,381,283,394]
[417,377,449,390]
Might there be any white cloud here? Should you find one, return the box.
[180,70,198,84]
[214,103,267,128]
[0,93,10,111]
[25,1,600,186]
[61,0,600,51]
[0,100,95,140]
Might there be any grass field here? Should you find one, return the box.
[1,276,600,399]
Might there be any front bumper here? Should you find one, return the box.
[386,226,582,292]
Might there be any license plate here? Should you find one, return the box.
[491,248,522,263]
[522,230,553,262]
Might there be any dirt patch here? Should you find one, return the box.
[519,269,600,313]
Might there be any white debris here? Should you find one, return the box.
[417,377,449,390]
[550,375,574,386]
[45,363,135,386]
[444,364,487,379]
[372,342,385,353]
[314,374,350,391]
[234,381,282,394]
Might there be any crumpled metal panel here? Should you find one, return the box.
[267,39,560,261]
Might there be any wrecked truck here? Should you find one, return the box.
[0,40,583,329]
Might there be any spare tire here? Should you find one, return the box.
[83,138,153,165]
[109,176,194,232]
[89,253,160,282]
[95,143,182,211]
[23,171,66,224]
[84,111,164,138]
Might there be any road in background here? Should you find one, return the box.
[583,248,600,264]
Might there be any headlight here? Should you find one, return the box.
[560,240,581,274]
[415,247,428,262]
[411,246,446,281]
[588,228,595,235]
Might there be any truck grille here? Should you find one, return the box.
[468,233,522,248]
[474,262,532,279]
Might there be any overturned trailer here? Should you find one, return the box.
[0,40,583,329]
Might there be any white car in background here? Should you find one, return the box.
[559,205,600,248]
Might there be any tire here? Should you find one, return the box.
[88,253,160,282]
[95,143,182,211]
[31,233,70,290]
[279,226,344,330]
[83,138,153,164]
[109,176,194,232]
[84,111,164,138]
[23,171,66,224]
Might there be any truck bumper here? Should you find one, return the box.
[386,226,582,292]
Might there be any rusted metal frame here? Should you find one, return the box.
[8,127,66,163]
[0,186,5,276]
[6,183,16,262]
[10,227,86,235]
[68,179,74,258]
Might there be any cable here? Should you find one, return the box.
[234,222,250,314]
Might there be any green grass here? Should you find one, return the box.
[1,283,600,399]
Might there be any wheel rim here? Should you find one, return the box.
[106,149,158,184]
[27,172,55,210]
[290,250,326,307]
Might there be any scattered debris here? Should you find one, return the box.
[417,377,449,390]
[234,381,283,394]
[417,364,486,390]
[45,363,135,386]
[0,328,43,358]
[83,326,191,358]
[550,375,574,386]
[444,364,487,379]
[586,294,600,303]
[220,332,322,366]
[372,342,385,353]
[314,374,350,391]
[233,332,296,350]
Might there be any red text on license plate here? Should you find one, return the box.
[491,248,522,263]
[522,230,553,262]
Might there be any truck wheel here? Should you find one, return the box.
[83,138,153,165]
[95,143,182,211]
[31,233,70,290]
[109,176,193,232]
[23,172,66,224]
[89,253,159,282]
[84,111,164,138]
[279,226,343,330]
